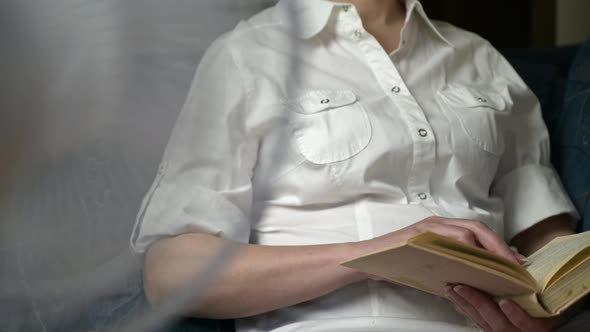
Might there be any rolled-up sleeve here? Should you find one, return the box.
[130,34,257,254]
[487,45,579,241]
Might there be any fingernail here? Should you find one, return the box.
[445,285,453,295]
[499,299,510,311]
[453,285,464,294]
[516,253,528,263]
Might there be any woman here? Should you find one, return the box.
[131,0,580,331]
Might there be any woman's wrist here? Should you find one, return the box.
[339,232,407,284]
[336,241,372,283]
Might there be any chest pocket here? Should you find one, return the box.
[287,90,372,164]
[438,85,510,156]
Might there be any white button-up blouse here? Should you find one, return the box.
[131,0,578,331]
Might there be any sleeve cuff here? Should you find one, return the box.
[130,182,251,255]
[492,164,580,240]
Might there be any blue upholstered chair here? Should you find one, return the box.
[503,40,590,233]
[558,40,590,233]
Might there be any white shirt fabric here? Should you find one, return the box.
[131,0,579,331]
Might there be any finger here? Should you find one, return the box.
[446,285,492,331]
[426,223,479,248]
[514,253,528,265]
[441,219,519,263]
[453,285,516,332]
[499,300,555,332]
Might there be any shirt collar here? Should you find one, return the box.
[276,0,453,46]
[405,0,453,47]
[276,0,336,39]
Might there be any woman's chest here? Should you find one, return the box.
[246,51,512,204]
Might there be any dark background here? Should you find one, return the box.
[421,0,557,48]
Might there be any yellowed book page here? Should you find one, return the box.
[525,232,590,291]
[542,257,590,315]
[546,247,590,288]
[342,242,535,298]
[412,232,535,286]
[507,293,550,318]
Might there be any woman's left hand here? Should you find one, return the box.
[446,285,561,332]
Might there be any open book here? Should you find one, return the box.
[341,231,590,317]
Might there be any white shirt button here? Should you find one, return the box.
[418,129,428,137]
[342,5,350,12]
[354,30,362,39]
[391,86,401,93]
[418,193,428,200]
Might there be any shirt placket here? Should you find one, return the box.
[339,9,441,214]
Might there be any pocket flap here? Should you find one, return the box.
[439,85,507,111]
[289,90,358,114]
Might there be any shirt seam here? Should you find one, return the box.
[226,39,254,122]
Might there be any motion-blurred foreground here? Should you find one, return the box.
[0,1,274,330]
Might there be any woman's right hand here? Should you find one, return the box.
[353,216,525,270]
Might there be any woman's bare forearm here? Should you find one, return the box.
[144,216,523,319]
[510,213,575,256]
[143,232,366,319]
